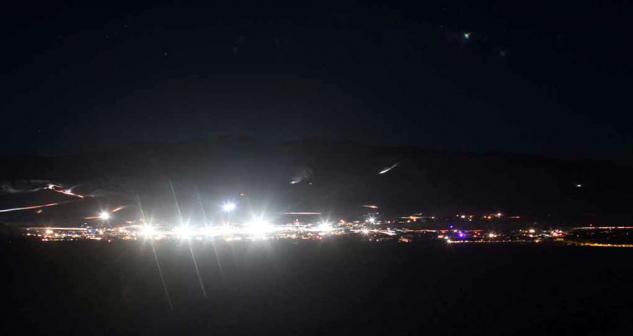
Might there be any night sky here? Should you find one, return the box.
[2,1,632,160]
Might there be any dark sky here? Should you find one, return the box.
[2,0,632,160]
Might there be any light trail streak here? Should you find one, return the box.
[565,241,633,248]
[1,186,43,194]
[46,184,85,199]
[572,226,633,230]
[0,202,61,213]
[112,206,126,213]
[25,227,88,231]
[445,240,534,244]
[58,189,85,199]
[378,162,399,175]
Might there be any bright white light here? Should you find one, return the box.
[528,228,536,234]
[361,228,370,235]
[222,201,236,212]
[488,232,497,238]
[576,184,582,188]
[367,217,376,224]
[174,225,196,239]
[316,221,333,233]
[99,211,111,221]
[138,225,156,239]
[245,215,275,236]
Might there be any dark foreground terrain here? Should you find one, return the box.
[2,239,633,335]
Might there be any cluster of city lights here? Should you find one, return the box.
[17,195,633,248]
[130,218,340,241]
[24,223,633,248]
